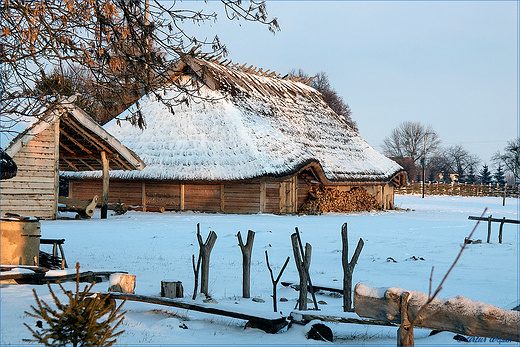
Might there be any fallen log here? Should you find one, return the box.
[354,283,519,341]
[99,292,288,334]
[127,205,165,213]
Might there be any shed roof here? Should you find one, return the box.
[4,96,145,172]
[63,55,404,185]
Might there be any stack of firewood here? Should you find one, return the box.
[299,187,381,214]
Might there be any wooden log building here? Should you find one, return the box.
[1,97,145,219]
[63,53,406,214]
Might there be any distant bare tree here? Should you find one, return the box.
[381,121,441,164]
[288,69,357,132]
[492,138,519,184]
[426,145,479,183]
[1,0,279,137]
[442,145,480,182]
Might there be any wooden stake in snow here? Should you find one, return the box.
[291,228,318,311]
[237,230,255,298]
[341,223,364,312]
[397,291,414,346]
[191,253,201,300]
[265,250,290,312]
[196,223,217,296]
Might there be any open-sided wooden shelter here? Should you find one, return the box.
[63,54,406,214]
[1,97,145,219]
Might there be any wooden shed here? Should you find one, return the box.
[1,97,145,219]
[63,54,406,214]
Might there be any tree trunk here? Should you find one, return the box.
[354,283,519,342]
[237,230,255,298]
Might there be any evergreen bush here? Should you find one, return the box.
[24,263,126,346]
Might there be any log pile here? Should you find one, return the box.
[299,187,381,214]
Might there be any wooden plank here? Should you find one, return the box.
[468,216,519,224]
[98,292,288,334]
[180,184,185,210]
[260,182,266,212]
[289,311,397,327]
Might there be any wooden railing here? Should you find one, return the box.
[396,182,519,198]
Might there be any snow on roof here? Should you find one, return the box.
[63,56,403,184]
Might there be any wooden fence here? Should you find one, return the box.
[396,182,519,198]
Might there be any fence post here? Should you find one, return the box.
[499,217,506,244]
[487,215,492,243]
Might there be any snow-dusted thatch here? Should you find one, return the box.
[63,55,404,184]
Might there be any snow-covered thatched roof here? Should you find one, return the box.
[63,55,405,185]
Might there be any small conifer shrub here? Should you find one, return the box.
[24,263,126,346]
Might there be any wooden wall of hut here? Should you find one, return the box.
[67,174,395,214]
[1,122,60,219]
[67,175,309,214]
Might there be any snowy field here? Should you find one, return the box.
[1,195,519,346]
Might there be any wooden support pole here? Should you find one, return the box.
[196,223,217,296]
[237,230,255,298]
[265,251,290,312]
[397,291,414,346]
[341,223,364,312]
[101,151,109,219]
[499,217,505,244]
[487,215,492,243]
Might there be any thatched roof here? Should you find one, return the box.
[63,55,405,186]
[4,96,145,172]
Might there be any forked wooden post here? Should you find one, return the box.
[196,223,217,296]
[291,231,317,311]
[397,291,414,346]
[341,223,364,312]
[237,230,255,298]
[265,251,290,312]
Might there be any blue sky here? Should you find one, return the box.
[184,1,518,166]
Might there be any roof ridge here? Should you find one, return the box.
[182,53,324,103]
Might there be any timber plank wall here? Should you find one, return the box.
[1,122,60,219]
[68,176,308,214]
[67,176,395,214]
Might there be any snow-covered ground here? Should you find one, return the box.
[1,195,519,346]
